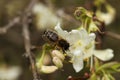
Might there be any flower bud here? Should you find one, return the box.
[51,50,65,61]
[52,57,63,68]
[40,65,58,74]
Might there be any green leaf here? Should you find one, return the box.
[103,74,110,80]
[94,58,100,70]
[89,73,98,80]
[110,63,120,72]
[105,68,118,73]
[96,62,118,72]
[108,73,115,80]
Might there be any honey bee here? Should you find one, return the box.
[43,30,70,51]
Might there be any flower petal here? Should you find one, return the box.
[54,23,69,39]
[71,50,83,72]
[66,30,81,44]
[78,28,88,39]
[93,49,114,61]
[72,55,83,72]
[55,23,81,44]
[84,33,95,46]
[88,33,96,42]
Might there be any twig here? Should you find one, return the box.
[22,0,40,80]
[105,31,120,40]
[22,18,40,80]
[0,0,36,34]
[0,17,20,34]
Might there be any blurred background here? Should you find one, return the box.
[0,0,120,80]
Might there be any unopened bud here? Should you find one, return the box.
[53,57,63,68]
[40,65,58,74]
[51,50,65,61]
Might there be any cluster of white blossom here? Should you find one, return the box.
[55,23,114,72]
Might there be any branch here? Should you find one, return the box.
[22,21,40,80]
[0,17,20,34]
[105,31,120,40]
[22,0,40,80]
[0,0,37,34]
[0,0,40,79]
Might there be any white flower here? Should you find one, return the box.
[55,23,95,72]
[32,3,60,29]
[96,5,116,25]
[0,66,21,80]
[54,23,114,72]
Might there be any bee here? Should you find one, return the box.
[43,30,70,51]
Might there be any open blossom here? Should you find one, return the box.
[32,3,60,29]
[54,23,114,72]
[96,5,116,25]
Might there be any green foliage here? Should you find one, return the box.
[74,7,99,33]
[90,61,120,80]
